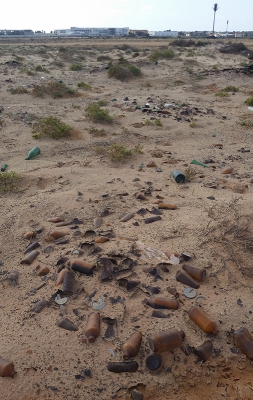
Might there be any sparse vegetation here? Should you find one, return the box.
[32,81,77,98]
[132,52,140,58]
[32,116,73,140]
[149,49,174,62]
[215,91,229,97]
[189,121,196,128]
[238,119,253,127]
[77,81,91,90]
[70,63,83,71]
[108,57,141,81]
[174,80,185,85]
[95,146,106,155]
[223,86,239,92]
[97,100,107,106]
[54,61,64,68]
[85,102,113,123]
[108,144,133,161]
[10,87,29,94]
[245,97,253,106]
[220,42,248,54]
[0,171,21,194]
[88,126,106,136]
[35,65,49,73]
[184,166,198,182]
[155,119,163,127]
[97,55,112,62]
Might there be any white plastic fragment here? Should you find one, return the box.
[183,287,197,299]
[134,241,172,263]
[106,349,116,357]
[248,107,253,112]
[55,294,68,305]
[92,298,105,310]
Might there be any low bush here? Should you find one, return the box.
[70,63,83,71]
[108,57,141,81]
[149,49,175,62]
[32,81,77,98]
[108,144,132,161]
[170,39,196,47]
[10,87,29,94]
[245,97,253,106]
[0,171,21,193]
[85,102,113,123]
[32,116,73,139]
[77,81,91,90]
[220,42,248,54]
[97,55,112,61]
[223,86,239,92]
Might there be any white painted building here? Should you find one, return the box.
[148,30,178,37]
[54,27,129,36]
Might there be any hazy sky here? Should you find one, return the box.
[0,0,252,33]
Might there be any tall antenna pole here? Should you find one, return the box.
[226,20,229,36]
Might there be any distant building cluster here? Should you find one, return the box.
[54,27,129,36]
[0,28,252,38]
[54,27,179,37]
[0,29,35,36]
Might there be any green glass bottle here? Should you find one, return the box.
[1,163,8,172]
[25,147,41,160]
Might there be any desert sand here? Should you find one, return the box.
[0,37,253,400]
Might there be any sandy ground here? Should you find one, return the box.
[1,37,253,400]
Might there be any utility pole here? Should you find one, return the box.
[212,3,219,36]
[226,20,229,36]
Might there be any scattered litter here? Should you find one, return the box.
[54,294,68,305]
[183,287,197,299]
[196,296,206,303]
[106,349,116,357]
[92,298,105,310]
[172,170,185,183]
[190,159,208,168]
[134,241,170,263]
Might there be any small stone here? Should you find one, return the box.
[131,389,143,400]
[84,369,91,377]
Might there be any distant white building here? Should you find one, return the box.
[54,27,129,36]
[148,30,178,37]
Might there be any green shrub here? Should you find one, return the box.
[220,42,248,54]
[108,58,141,81]
[155,119,163,127]
[77,81,91,90]
[10,87,29,94]
[32,116,73,139]
[245,97,253,106]
[35,65,49,73]
[223,86,239,92]
[97,55,112,61]
[215,91,229,97]
[149,49,175,62]
[238,119,253,127]
[108,144,132,161]
[85,102,113,123]
[170,39,196,47]
[54,61,64,68]
[97,100,107,106]
[132,52,140,58]
[70,63,83,71]
[0,171,21,193]
[88,127,106,136]
[32,81,77,98]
